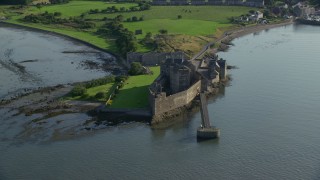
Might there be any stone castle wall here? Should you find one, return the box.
[150,80,201,116]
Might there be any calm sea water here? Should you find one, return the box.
[0,26,113,100]
[1,24,320,180]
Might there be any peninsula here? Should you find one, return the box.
[0,0,307,134]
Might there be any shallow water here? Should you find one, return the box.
[0,26,114,100]
[1,24,320,179]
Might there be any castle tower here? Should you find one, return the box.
[169,65,191,94]
[217,59,227,80]
[208,59,219,80]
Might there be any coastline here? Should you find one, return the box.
[217,19,294,45]
[0,19,295,140]
[191,19,294,60]
[0,21,128,68]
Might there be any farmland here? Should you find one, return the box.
[0,1,256,53]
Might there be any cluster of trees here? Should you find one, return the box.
[97,15,137,56]
[0,0,69,5]
[70,84,87,97]
[49,0,69,4]
[70,76,115,97]
[140,32,156,49]
[24,12,64,24]
[309,0,320,5]
[126,16,144,22]
[0,0,31,5]
[89,2,150,14]
[24,12,95,29]
[89,6,125,14]
[84,76,115,89]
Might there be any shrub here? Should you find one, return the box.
[132,16,138,21]
[115,75,128,82]
[129,62,144,75]
[159,29,168,34]
[95,92,106,99]
[54,12,61,16]
[70,85,87,97]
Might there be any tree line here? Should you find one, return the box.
[0,0,69,5]
[0,0,31,5]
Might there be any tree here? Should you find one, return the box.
[249,10,255,14]
[70,85,87,97]
[49,0,69,4]
[309,0,320,5]
[95,92,106,99]
[36,4,42,12]
[177,15,182,19]
[0,0,31,5]
[141,32,155,49]
[132,16,138,22]
[129,62,144,75]
[115,15,124,22]
[159,29,168,34]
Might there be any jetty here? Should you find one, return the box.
[197,93,220,139]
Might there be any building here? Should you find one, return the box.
[152,0,168,5]
[244,0,264,7]
[207,0,224,5]
[170,0,189,5]
[249,11,263,21]
[293,3,315,17]
[149,53,227,122]
[191,0,206,5]
[127,51,186,66]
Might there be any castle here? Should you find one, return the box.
[127,52,227,123]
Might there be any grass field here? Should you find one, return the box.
[28,1,137,18]
[87,5,253,22]
[124,19,229,37]
[86,5,255,38]
[65,83,115,102]
[110,66,160,108]
[0,1,256,52]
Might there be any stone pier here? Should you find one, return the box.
[197,93,220,139]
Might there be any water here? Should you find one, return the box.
[1,24,320,179]
[0,26,115,100]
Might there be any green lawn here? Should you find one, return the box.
[66,83,115,102]
[124,19,229,38]
[87,5,254,22]
[86,5,255,39]
[110,66,160,108]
